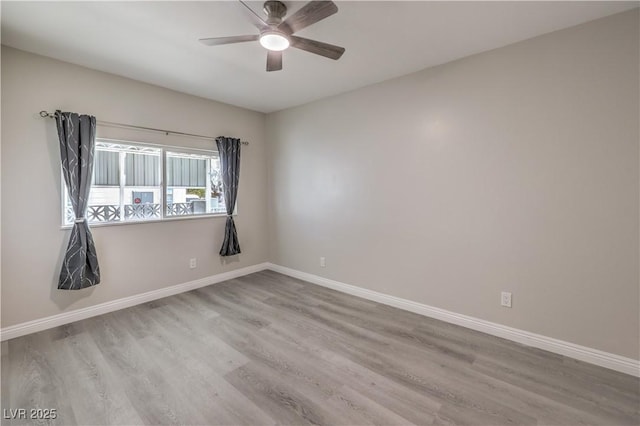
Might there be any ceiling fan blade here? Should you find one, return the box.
[278,1,338,34]
[290,35,345,60]
[238,0,269,30]
[266,51,283,72]
[199,35,259,46]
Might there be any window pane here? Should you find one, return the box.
[93,150,119,186]
[125,153,160,186]
[124,188,161,221]
[64,141,162,225]
[166,157,206,187]
[166,152,226,217]
[210,157,227,215]
[64,188,121,224]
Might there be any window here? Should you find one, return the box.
[63,140,226,226]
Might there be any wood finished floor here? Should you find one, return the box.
[1,270,638,425]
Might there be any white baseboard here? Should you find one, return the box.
[266,263,640,377]
[0,262,270,342]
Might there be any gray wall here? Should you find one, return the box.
[266,10,639,359]
[1,46,268,327]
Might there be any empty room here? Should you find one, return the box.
[1,1,638,425]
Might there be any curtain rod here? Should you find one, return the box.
[39,111,249,145]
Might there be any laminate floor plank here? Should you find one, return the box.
[84,314,209,425]
[301,333,539,426]
[141,303,250,375]
[2,271,638,425]
[208,315,346,402]
[262,295,477,375]
[258,298,538,425]
[193,286,274,330]
[323,385,416,426]
[3,331,79,425]
[2,341,10,413]
[224,363,334,426]
[263,321,442,424]
[472,356,638,424]
[561,356,640,393]
[312,302,476,364]
[232,275,326,310]
[477,349,639,413]
[44,324,143,426]
[411,318,565,366]
[133,326,273,426]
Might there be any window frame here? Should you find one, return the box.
[60,138,231,229]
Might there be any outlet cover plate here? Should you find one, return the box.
[501,291,512,308]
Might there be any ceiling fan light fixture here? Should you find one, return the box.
[259,31,290,51]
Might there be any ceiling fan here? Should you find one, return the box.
[199,0,345,72]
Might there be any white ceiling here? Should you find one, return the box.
[1,1,637,113]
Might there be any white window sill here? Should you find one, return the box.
[60,212,233,230]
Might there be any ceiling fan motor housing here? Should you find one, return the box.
[198,0,344,72]
[263,0,287,26]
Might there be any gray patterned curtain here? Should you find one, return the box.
[215,137,241,256]
[56,110,101,289]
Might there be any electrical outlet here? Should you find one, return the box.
[501,291,512,308]
[320,257,326,267]
[189,258,197,269]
